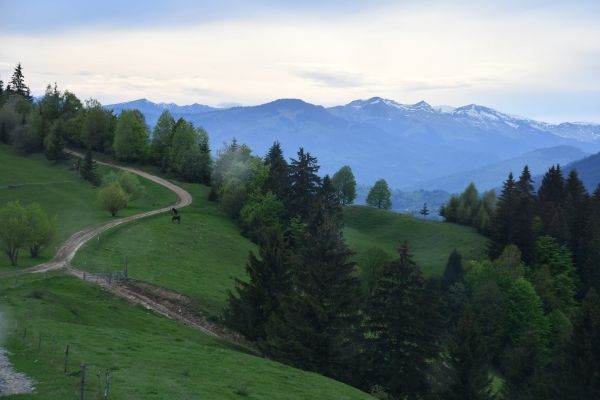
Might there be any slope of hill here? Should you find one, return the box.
[1,273,373,399]
[563,151,600,192]
[344,205,488,276]
[106,98,600,189]
[419,145,588,193]
[0,145,176,269]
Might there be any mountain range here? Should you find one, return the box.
[106,97,600,191]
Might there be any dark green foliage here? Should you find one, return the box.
[44,120,66,161]
[564,170,590,280]
[80,148,100,186]
[7,63,32,101]
[366,179,391,210]
[537,165,569,243]
[441,183,495,232]
[264,212,361,381]
[150,110,176,169]
[332,165,357,206]
[443,249,464,288]
[358,247,392,296]
[113,109,148,161]
[445,306,493,400]
[552,288,600,399]
[488,173,518,258]
[263,141,290,201]
[419,202,429,217]
[363,244,442,399]
[225,229,292,342]
[82,99,114,151]
[239,193,285,243]
[287,147,321,220]
[514,166,537,262]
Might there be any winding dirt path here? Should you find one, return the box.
[3,152,249,344]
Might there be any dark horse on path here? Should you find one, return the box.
[171,207,181,223]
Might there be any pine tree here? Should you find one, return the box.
[564,170,589,283]
[445,305,493,400]
[489,173,518,258]
[8,63,32,101]
[225,228,292,341]
[287,147,321,221]
[364,243,442,398]
[538,165,569,243]
[419,202,429,217]
[553,288,600,399]
[264,211,361,381]
[443,249,464,288]
[264,141,290,200]
[366,179,392,210]
[44,121,65,161]
[309,175,343,228]
[514,166,537,262]
[582,186,600,293]
[80,148,100,186]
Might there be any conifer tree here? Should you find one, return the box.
[80,148,100,186]
[564,170,589,279]
[225,228,292,341]
[8,63,32,101]
[514,166,537,262]
[264,211,361,381]
[538,165,569,243]
[419,202,429,217]
[582,185,600,293]
[445,305,493,400]
[443,249,464,288]
[44,120,65,161]
[553,288,600,399]
[363,244,442,398]
[287,147,321,221]
[489,173,518,258]
[263,141,290,200]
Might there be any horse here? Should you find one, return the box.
[171,207,178,215]
[171,215,181,224]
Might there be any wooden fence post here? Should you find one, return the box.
[64,344,70,374]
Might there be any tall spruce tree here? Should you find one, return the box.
[8,63,32,101]
[264,210,361,381]
[44,120,65,161]
[225,228,292,341]
[553,288,600,399]
[538,165,569,243]
[443,249,464,288]
[445,305,493,400]
[287,147,321,221]
[582,185,600,293]
[264,141,290,200]
[80,148,100,186]
[564,170,589,280]
[364,244,442,398]
[489,173,518,258]
[514,166,537,262]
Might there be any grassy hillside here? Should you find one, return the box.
[0,145,176,269]
[344,205,488,276]
[72,183,255,316]
[0,273,373,399]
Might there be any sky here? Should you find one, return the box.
[1,0,599,123]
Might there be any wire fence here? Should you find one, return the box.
[10,321,114,399]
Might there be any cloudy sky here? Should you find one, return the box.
[1,0,599,122]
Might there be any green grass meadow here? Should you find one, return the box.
[0,145,176,270]
[0,273,373,399]
[344,205,488,276]
[73,183,256,316]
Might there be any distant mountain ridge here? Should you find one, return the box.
[106,97,600,189]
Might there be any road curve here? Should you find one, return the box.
[8,151,192,275]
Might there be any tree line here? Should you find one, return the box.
[0,63,211,185]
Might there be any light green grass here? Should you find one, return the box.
[0,273,373,399]
[0,145,176,270]
[73,183,255,316]
[344,205,488,276]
